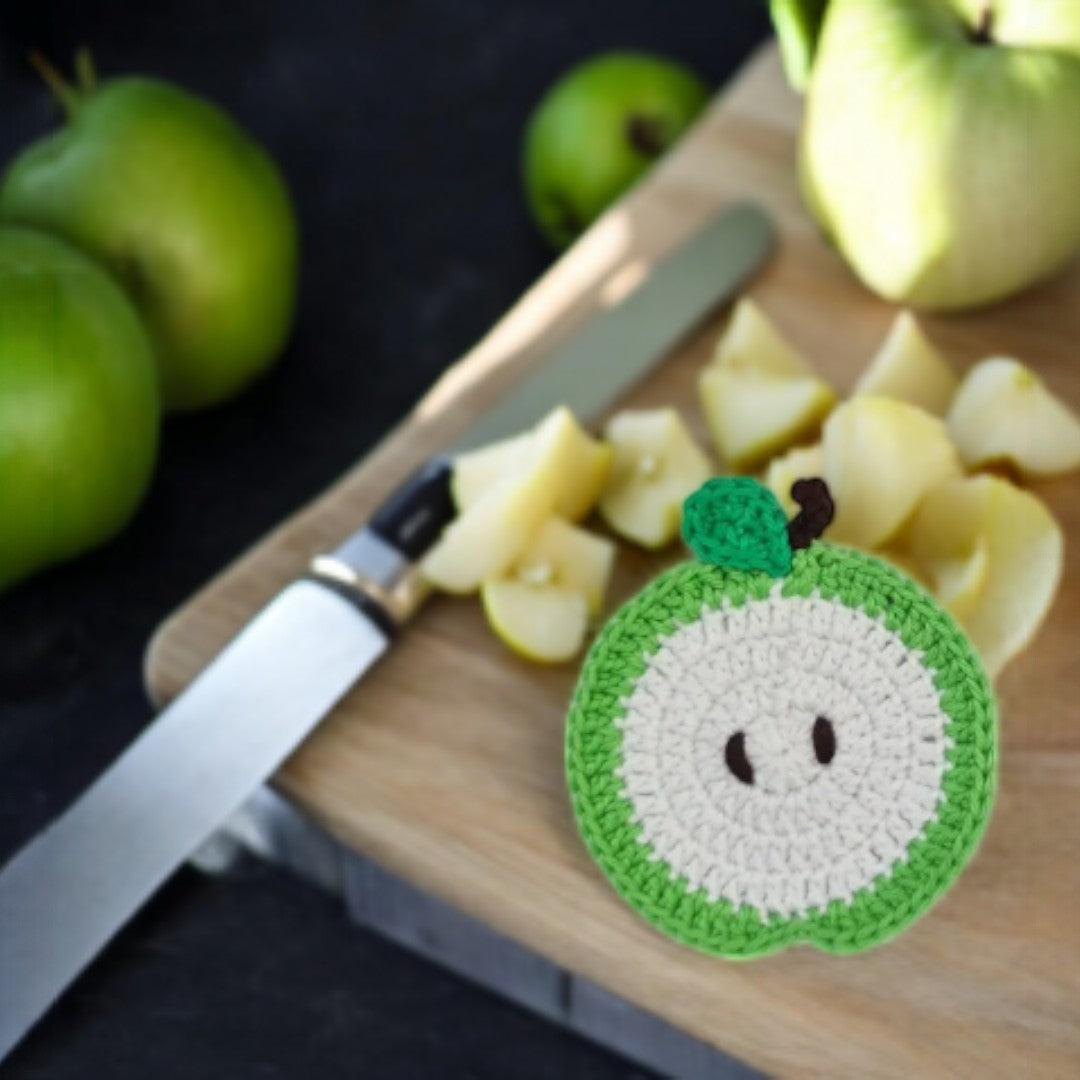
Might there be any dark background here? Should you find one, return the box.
[0,2,769,1076]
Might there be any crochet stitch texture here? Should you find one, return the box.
[565,479,997,958]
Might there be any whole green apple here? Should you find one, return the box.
[795,0,1080,310]
[0,226,159,592]
[0,58,299,411]
[523,52,709,249]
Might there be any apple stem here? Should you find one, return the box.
[74,46,98,93]
[787,477,834,551]
[971,5,994,44]
[27,51,83,118]
[626,114,667,158]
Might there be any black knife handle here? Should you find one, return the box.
[367,456,456,561]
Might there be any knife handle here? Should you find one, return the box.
[367,456,456,559]
[310,456,455,629]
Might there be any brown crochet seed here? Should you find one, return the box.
[787,478,835,550]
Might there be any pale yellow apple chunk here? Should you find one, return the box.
[450,432,532,510]
[480,581,589,664]
[904,475,1064,678]
[947,357,1080,477]
[713,298,814,377]
[451,406,612,520]
[763,442,824,516]
[822,396,961,548]
[422,411,584,592]
[701,299,835,470]
[854,311,957,416]
[598,408,713,549]
[926,535,989,625]
[510,517,615,617]
[701,367,835,471]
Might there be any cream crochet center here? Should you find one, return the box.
[615,586,951,919]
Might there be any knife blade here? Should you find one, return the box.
[0,201,773,1060]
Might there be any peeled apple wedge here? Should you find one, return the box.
[946,357,1080,478]
[481,517,616,663]
[822,396,961,548]
[853,311,957,416]
[700,298,835,469]
[451,406,612,520]
[509,516,616,616]
[904,475,1064,678]
[763,442,824,516]
[481,583,588,665]
[451,431,531,509]
[422,410,585,592]
[598,407,713,548]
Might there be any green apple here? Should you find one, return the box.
[523,52,709,249]
[0,226,158,591]
[0,54,299,411]
[784,0,1080,310]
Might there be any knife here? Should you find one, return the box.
[0,202,773,1059]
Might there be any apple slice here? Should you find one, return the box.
[450,431,532,510]
[763,442,824,516]
[699,299,835,469]
[422,410,585,592]
[481,582,589,665]
[509,516,615,616]
[599,408,713,549]
[712,298,813,378]
[853,311,957,416]
[822,396,961,548]
[946,357,1080,477]
[924,534,990,624]
[451,406,612,520]
[904,475,1064,677]
[481,517,616,663]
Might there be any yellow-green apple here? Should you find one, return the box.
[788,0,1080,310]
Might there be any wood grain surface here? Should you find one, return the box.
[146,45,1080,1079]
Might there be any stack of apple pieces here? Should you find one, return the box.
[422,402,713,663]
[709,302,1076,679]
[422,297,1078,677]
[422,406,616,662]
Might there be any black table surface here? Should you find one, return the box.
[0,2,769,1076]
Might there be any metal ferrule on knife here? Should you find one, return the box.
[309,456,456,632]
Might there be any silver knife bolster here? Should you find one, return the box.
[310,529,429,629]
[309,455,456,628]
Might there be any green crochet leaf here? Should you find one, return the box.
[681,476,791,577]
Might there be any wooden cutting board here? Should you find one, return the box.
[146,44,1080,1079]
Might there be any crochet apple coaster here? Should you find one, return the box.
[565,476,997,958]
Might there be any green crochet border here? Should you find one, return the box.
[565,543,997,959]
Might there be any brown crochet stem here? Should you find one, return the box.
[787,477,834,550]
